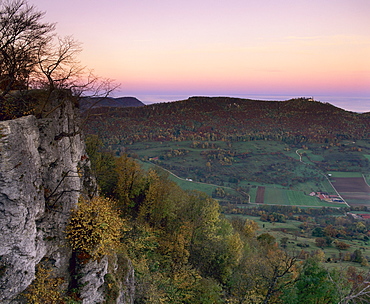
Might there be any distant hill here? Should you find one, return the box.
[83,96,370,146]
[79,96,144,111]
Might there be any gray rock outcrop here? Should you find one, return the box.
[0,91,134,303]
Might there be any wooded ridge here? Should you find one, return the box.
[83,96,370,147]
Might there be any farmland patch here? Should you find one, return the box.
[251,187,345,207]
[328,171,363,178]
[128,140,370,207]
[330,177,370,206]
[255,186,265,203]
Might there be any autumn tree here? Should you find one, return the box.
[262,250,298,304]
[66,196,125,260]
[356,221,367,233]
[85,135,118,196]
[315,237,327,248]
[335,241,350,250]
[86,145,366,303]
[117,172,227,302]
[137,169,181,228]
[114,154,148,217]
[280,237,289,249]
[324,224,338,238]
[227,244,298,303]
[257,233,276,247]
[231,217,259,239]
[339,267,370,304]
[181,192,243,284]
[352,249,364,264]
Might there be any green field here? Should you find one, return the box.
[302,150,325,162]
[138,160,247,201]
[128,139,370,207]
[249,186,345,207]
[328,171,363,178]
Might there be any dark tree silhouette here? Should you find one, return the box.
[0,0,55,94]
[0,0,118,120]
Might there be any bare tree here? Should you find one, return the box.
[35,35,118,102]
[36,35,84,91]
[336,268,370,304]
[0,0,55,94]
[0,0,119,120]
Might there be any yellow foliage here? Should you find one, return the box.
[159,223,192,267]
[227,232,244,267]
[243,218,259,238]
[24,264,64,304]
[361,257,369,266]
[138,169,179,227]
[66,196,127,260]
[312,249,326,262]
[343,252,352,261]
[121,224,159,275]
[236,248,298,303]
[171,266,202,301]
[115,154,145,209]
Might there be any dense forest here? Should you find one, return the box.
[77,136,370,303]
[83,97,370,148]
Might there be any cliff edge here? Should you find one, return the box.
[0,91,133,303]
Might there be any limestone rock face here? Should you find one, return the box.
[0,115,44,300]
[0,92,134,303]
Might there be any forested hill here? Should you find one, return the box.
[83,96,370,146]
[79,96,144,111]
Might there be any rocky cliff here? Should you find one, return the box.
[0,91,134,303]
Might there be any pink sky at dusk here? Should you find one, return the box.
[30,0,370,112]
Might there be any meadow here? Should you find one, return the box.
[249,186,345,207]
[128,139,370,207]
[139,159,246,200]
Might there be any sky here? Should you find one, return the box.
[29,0,370,112]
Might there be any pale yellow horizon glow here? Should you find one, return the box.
[29,0,370,110]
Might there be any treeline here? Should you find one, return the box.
[224,203,370,220]
[83,97,370,147]
[62,135,370,303]
[224,204,347,217]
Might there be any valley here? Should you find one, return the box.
[125,139,370,208]
[82,96,370,291]
[83,96,370,208]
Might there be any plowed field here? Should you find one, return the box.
[331,177,370,206]
[256,186,265,204]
